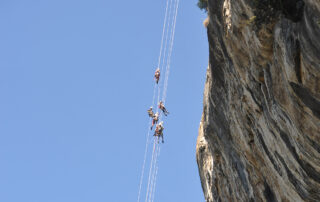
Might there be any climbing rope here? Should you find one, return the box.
[137,84,157,202]
[162,0,179,105]
[137,0,172,201]
[148,142,159,202]
[145,138,157,202]
[145,1,175,201]
[149,144,161,202]
[157,0,171,72]
[138,0,179,201]
[157,0,174,111]
[147,1,180,201]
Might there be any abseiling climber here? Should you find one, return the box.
[154,68,160,84]
[147,107,154,117]
[151,112,159,130]
[154,122,164,143]
[158,101,169,116]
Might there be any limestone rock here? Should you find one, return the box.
[196,0,320,201]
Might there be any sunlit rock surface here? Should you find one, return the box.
[196,0,320,201]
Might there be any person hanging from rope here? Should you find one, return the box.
[154,122,164,143]
[154,68,160,84]
[147,107,154,118]
[158,101,169,116]
[150,112,159,130]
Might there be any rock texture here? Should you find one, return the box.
[196,0,320,201]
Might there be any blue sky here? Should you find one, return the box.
[0,0,208,201]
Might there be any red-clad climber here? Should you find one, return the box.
[158,101,169,116]
[154,122,164,143]
[150,112,159,130]
[154,68,160,84]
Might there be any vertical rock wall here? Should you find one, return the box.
[196,0,320,201]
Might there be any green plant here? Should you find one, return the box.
[239,16,256,29]
[246,16,256,25]
[197,0,208,12]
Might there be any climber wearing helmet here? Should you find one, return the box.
[158,101,169,116]
[154,68,160,84]
[151,112,159,130]
[154,122,164,143]
[147,107,154,118]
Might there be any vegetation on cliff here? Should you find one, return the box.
[197,0,208,11]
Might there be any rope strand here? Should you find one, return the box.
[145,139,157,202]
[148,143,160,202]
[149,144,161,202]
[150,146,161,202]
[162,0,179,105]
[137,84,157,202]
[157,0,174,110]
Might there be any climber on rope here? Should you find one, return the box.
[147,107,154,117]
[154,122,164,143]
[154,68,160,84]
[151,112,159,130]
[158,101,169,116]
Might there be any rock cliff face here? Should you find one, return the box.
[196,0,320,201]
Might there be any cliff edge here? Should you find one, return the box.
[196,0,320,201]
